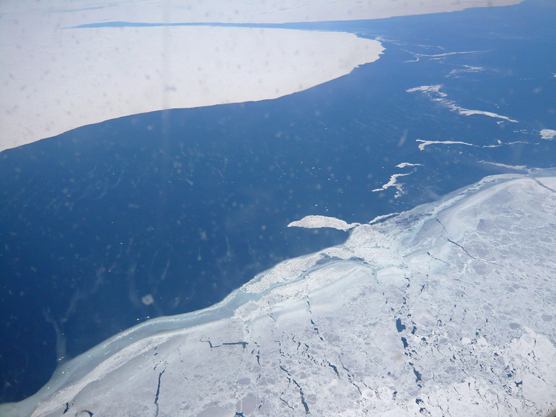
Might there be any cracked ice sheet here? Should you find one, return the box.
[3,172,556,417]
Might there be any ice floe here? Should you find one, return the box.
[416,139,476,151]
[403,50,488,63]
[287,215,360,231]
[540,129,556,140]
[416,138,533,151]
[446,65,485,77]
[407,84,518,123]
[478,161,529,172]
[372,173,412,198]
[396,162,423,168]
[372,164,422,198]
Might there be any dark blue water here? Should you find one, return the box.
[1,0,555,403]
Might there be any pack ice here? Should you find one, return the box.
[2,173,555,417]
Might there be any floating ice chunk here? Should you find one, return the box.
[403,50,486,63]
[446,65,485,77]
[372,173,411,197]
[454,107,518,122]
[416,139,530,151]
[371,164,421,198]
[540,129,556,140]
[479,160,529,172]
[287,215,360,231]
[406,84,447,97]
[416,139,475,151]
[396,162,422,168]
[2,172,556,417]
[408,85,518,123]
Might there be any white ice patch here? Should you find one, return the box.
[406,84,447,97]
[396,162,422,168]
[540,129,556,140]
[2,173,556,417]
[416,139,476,151]
[479,161,529,172]
[415,138,532,152]
[455,107,518,122]
[403,50,487,63]
[407,84,518,123]
[372,163,422,198]
[287,215,359,231]
[372,173,412,198]
[483,140,532,148]
[446,65,485,77]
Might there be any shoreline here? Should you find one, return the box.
[0,23,382,153]
[0,0,522,152]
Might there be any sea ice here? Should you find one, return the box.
[2,172,555,417]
